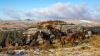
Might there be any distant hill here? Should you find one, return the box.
[0,19,99,29]
[38,20,67,25]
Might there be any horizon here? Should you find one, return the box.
[0,0,100,21]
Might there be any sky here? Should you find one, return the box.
[0,0,100,21]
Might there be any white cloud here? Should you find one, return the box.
[2,2,100,21]
[24,3,92,20]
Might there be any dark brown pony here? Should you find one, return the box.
[30,31,53,47]
[78,32,86,40]
[78,30,89,40]
[48,28,67,43]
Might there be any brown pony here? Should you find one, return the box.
[60,32,80,47]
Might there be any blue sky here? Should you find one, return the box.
[0,0,99,10]
[0,0,100,20]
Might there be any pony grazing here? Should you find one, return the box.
[60,32,80,47]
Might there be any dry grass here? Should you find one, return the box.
[89,35,100,48]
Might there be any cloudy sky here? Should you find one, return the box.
[0,0,100,21]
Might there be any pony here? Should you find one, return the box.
[30,30,53,46]
[78,30,92,40]
[46,28,67,44]
[60,32,80,47]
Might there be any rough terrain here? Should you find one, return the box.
[0,35,100,56]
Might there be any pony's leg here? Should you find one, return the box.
[72,42,76,47]
[61,41,64,47]
[71,38,76,47]
[61,38,65,47]
[73,42,79,46]
[49,39,53,44]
